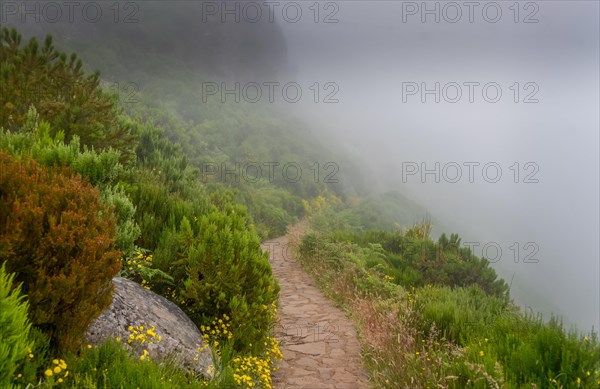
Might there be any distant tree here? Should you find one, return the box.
[438,233,449,249]
[0,28,135,161]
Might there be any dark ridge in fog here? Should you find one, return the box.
[13,1,290,81]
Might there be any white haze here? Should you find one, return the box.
[273,1,599,331]
[6,0,595,332]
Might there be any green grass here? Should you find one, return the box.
[64,339,206,389]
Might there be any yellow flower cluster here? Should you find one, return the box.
[197,314,283,388]
[231,337,282,389]
[127,251,152,270]
[128,323,162,345]
[265,303,278,322]
[262,336,283,367]
[126,323,162,361]
[123,250,153,289]
[200,314,234,349]
[232,356,270,388]
[44,359,68,383]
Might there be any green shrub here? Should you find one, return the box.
[0,107,122,188]
[324,223,509,297]
[0,262,33,388]
[101,184,141,256]
[125,170,210,251]
[298,232,346,270]
[239,185,303,239]
[414,285,509,345]
[0,152,121,352]
[12,327,52,388]
[167,206,280,353]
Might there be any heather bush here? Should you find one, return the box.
[0,108,140,256]
[0,152,121,352]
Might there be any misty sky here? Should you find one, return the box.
[272,1,599,331]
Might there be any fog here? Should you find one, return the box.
[3,0,597,332]
[271,1,599,331]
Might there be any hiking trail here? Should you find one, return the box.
[262,224,369,389]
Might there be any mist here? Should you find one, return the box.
[2,0,597,332]
[270,1,599,331]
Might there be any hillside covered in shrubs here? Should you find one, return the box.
[0,28,288,388]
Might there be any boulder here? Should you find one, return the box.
[85,277,213,376]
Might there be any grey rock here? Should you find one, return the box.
[85,277,213,377]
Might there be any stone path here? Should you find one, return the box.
[262,225,369,389]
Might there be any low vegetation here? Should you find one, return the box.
[296,211,600,388]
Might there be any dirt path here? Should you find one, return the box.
[262,225,369,389]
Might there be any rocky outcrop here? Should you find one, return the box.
[85,277,213,376]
